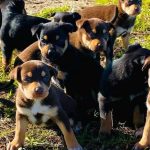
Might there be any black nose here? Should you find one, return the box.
[34,87,43,94]
[135,7,140,12]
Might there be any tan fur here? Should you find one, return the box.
[53,117,80,149]
[136,111,150,148]
[18,81,49,100]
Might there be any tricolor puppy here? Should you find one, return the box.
[69,18,116,67]
[79,0,142,49]
[7,60,82,150]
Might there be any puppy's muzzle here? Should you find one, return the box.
[34,86,44,95]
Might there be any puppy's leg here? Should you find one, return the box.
[134,111,150,150]
[100,111,113,134]
[134,91,150,149]
[98,93,113,134]
[133,105,145,129]
[121,33,130,49]
[7,111,28,150]
[53,112,82,150]
[1,45,13,72]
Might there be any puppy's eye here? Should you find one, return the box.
[23,76,31,83]
[43,75,50,82]
[41,38,48,44]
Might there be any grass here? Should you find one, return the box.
[34,6,69,19]
[0,0,150,149]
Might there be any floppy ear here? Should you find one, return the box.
[49,66,58,78]
[72,12,81,20]
[142,56,150,71]
[31,23,43,37]
[9,66,21,81]
[76,19,89,29]
[61,23,74,33]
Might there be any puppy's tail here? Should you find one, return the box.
[0,80,14,91]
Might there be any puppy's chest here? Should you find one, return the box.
[17,101,58,124]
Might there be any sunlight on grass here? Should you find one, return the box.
[34,6,69,19]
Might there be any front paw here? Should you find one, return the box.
[7,140,23,150]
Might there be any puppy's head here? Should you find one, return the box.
[120,0,142,16]
[31,22,74,64]
[53,12,81,31]
[76,18,115,67]
[0,0,26,14]
[10,60,57,100]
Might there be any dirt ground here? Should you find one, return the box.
[25,0,95,15]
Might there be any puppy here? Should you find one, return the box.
[52,11,81,31]
[79,0,142,49]
[69,18,116,67]
[0,0,50,71]
[98,44,150,134]
[7,60,82,150]
[0,0,26,27]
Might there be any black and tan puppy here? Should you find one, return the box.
[79,0,142,49]
[0,0,50,71]
[69,18,116,67]
[98,44,150,134]
[52,11,81,31]
[7,60,82,150]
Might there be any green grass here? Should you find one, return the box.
[34,6,69,19]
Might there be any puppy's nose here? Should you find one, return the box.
[34,87,44,94]
[135,7,140,12]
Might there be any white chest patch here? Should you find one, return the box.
[116,26,133,37]
[17,100,58,124]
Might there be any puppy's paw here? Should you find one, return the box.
[7,141,23,150]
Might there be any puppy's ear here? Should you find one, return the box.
[61,23,74,33]
[142,56,150,71]
[31,23,43,37]
[76,19,89,29]
[49,66,58,77]
[9,66,21,81]
[72,12,81,20]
